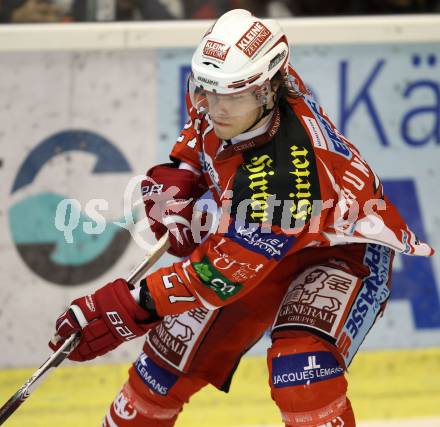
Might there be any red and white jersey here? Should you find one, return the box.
[147,67,434,317]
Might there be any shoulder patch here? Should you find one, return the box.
[302,116,328,150]
[305,97,352,160]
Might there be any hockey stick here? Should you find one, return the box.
[0,233,170,425]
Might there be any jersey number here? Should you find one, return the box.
[163,273,196,304]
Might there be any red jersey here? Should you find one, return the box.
[147,68,434,317]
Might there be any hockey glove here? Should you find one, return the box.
[142,163,206,258]
[49,279,154,361]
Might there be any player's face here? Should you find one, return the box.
[206,91,262,139]
[189,75,273,140]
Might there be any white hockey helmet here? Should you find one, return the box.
[189,9,289,115]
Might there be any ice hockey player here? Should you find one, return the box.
[51,9,434,427]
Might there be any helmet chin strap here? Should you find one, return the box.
[241,103,274,134]
[242,86,279,134]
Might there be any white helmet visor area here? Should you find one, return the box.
[188,73,271,118]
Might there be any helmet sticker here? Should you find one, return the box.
[196,76,219,86]
[236,21,272,58]
[268,50,287,71]
[203,40,231,62]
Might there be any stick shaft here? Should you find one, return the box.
[0,334,79,425]
[127,233,170,284]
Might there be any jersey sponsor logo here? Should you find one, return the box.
[273,265,357,338]
[272,351,343,388]
[231,107,321,227]
[338,244,392,364]
[244,153,276,222]
[134,353,178,396]
[236,21,272,58]
[212,237,264,281]
[305,97,352,159]
[203,40,230,62]
[150,319,189,359]
[289,145,314,222]
[163,315,195,342]
[192,256,243,300]
[302,116,328,150]
[146,308,216,371]
[227,220,294,260]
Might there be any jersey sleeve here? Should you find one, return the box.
[316,120,434,257]
[170,92,204,170]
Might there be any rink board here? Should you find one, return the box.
[1,348,440,426]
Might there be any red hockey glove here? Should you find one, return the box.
[49,279,153,362]
[142,163,206,258]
